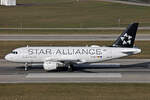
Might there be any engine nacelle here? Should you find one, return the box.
[43,61,63,71]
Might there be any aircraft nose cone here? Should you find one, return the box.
[137,48,141,54]
[5,55,9,60]
[5,54,11,61]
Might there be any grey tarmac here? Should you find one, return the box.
[0,59,150,83]
[0,34,150,41]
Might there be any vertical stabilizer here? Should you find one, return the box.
[112,23,139,48]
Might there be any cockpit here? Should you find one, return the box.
[11,51,18,54]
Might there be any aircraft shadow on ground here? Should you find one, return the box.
[15,61,150,72]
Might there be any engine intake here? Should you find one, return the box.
[43,61,63,71]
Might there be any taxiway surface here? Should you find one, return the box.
[0,59,150,83]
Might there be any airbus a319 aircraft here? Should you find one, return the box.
[5,23,141,72]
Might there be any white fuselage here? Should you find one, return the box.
[5,46,141,63]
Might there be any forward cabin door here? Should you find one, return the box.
[22,52,36,62]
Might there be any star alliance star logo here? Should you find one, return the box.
[120,33,132,45]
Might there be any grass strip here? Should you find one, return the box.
[0,83,150,100]
[1,0,150,28]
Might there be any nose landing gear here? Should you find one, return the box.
[25,63,28,71]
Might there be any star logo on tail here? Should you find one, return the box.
[120,33,132,45]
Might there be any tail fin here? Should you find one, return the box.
[112,23,139,48]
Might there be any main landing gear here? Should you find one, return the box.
[66,64,74,72]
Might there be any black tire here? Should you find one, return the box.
[67,64,74,72]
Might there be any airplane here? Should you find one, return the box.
[5,23,141,72]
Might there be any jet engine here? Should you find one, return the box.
[43,61,63,71]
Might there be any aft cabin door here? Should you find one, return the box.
[102,48,112,60]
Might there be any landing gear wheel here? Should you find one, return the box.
[25,63,28,71]
[56,67,62,72]
[67,64,74,72]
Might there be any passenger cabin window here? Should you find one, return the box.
[12,51,18,54]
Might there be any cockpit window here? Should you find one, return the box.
[12,51,18,54]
